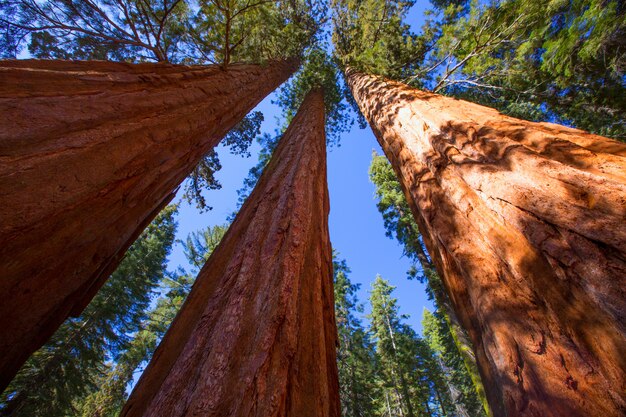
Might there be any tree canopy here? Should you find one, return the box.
[1,0,624,415]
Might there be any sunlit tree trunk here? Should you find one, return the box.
[0,58,297,389]
[346,69,626,417]
[120,89,340,417]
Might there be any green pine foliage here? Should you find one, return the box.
[182,111,264,212]
[76,224,228,417]
[331,0,429,81]
[0,206,178,417]
[423,0,626,139]
[368,151,430,282]
[423,309,486,417]
[335,255,462,417]
[368,275,450,417]
[0,0,322,64]
[333,253,380,417]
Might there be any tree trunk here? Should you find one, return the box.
[0,58,297,390]
[120,89,340,417]
[384,309,416,417]
[346,69,626,417]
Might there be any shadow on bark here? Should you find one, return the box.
[346,68,626,417]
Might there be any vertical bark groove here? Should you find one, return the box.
[120,89,340,417]
[346,69,626,417]
[0,58,298,389]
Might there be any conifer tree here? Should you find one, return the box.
[0,206,178,417]
[77,225,227,417]
[333,254,379,417]
[335,2,626,412]
[423,309,486,417]
[346,67,626,417]
[422,0,626,139]
[120,89,339,417]
[368,275,443,417]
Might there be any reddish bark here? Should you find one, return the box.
[120,89,339,417]
[346,69,626,417]
[0,59,297,389]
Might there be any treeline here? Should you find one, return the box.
[334,257,485,417]
[0,210,228,417]
[1,203,486,417]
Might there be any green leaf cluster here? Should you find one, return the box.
[331,0,429,81]
[183,111,264,212]
[423,309,487,417]
[424,0,626,139]
[334,252,464,417]
[0,0,322,64]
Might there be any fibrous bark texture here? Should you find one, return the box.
[346,69,626,417]
[120,89,339,417]
[0,59,297,389]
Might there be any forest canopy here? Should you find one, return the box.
[0,0,624,416]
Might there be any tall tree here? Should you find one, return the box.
[369,151,490,415]
[0,206,178,417]
[0,58,298,390]
[236,46,351,205]
[423,308,486,417]
[347,70,626,417]
[77,224,228,417]
[333,254,380,417]
[120,89,339,417]
[368,275,434,417]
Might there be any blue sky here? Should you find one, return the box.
[13,0,436,335]
[166,0,436,332]
[167,92,434,333]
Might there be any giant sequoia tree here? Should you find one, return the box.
[0,58,297,390]
[346,69,626,417]
[120,89,339,417]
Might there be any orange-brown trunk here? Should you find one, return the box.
[0,59,297,389]
[346,69,626,417]
[120,89,340,417]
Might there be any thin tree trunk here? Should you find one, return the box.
[383,309,416,417]
[120,89,339,417]
[0,58,297,389]
[385,391,393,417]
[432,384,444,416]
[346,69,626,417]
[437,355,471,417]
[423,399,432,417]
